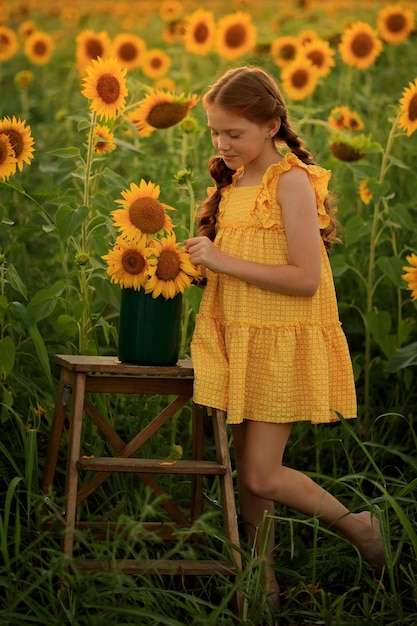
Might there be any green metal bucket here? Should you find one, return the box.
[117,288,182,366]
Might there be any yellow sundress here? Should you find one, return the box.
[190,152,357,425]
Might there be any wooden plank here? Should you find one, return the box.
[77,457,227,475]
[85,376,193,395]
[74,559,236,576]
[54,355,193,376]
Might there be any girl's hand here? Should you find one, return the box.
[184,236,224,273]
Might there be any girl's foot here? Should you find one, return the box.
[349,511,387,566]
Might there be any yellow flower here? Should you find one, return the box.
[159,0,184,22]
[0,26,19,61]
[81,57,128,122]
[402,253,417,299]
[280,58,319,101]
[270,35,299,67]
[215,12,257,60]
[377,4,415,44]
[359,179,372,204]
[328,106,364,132]
[14,70,33,89]
[141,48,171,79]
[145,232,199,299]
[76,29,111,72]
[111,33,147,70]
[18,20,37,41]
[182,9,215,56]
[398,78,417,137]
[112,179,175,239]
[93,124,116,153]
[0,134,17,181]
[298,38,336,79]
[103,234,154,291]
[338,21,383,70]
[126,89,199,137]
[0,116,35,172]
[24,30,54,66]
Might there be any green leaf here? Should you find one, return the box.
[48,147,81,159]
[386,342,417,373]
[27,281,66,323]
[329,253,350,278]
[0,336,15,379]
[344,215,371,249]
[10,301,54,390]
[56,204,89,241]
[366,310,396,358]
[100,167,128,189]
[5,264,27,300]
[376,256,406,288]
[57,313,78,338]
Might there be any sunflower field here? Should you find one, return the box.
[1,0,417,624]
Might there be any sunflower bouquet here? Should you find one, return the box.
[103,178,200,299]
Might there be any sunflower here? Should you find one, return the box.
[328,105,364,132]
[103,234,153,291]
[0,134,17,181]
[76,29,111,72]
[111,33,146,70]
[81,57,128,122]
[0,26,20,61]
[18,20,37,40]
[141,48,171,79]
[215,12,257,60]
[298,38,335,79]
[0,116,35,172]
[359,179,372,204]
[402,253,417,299]
[398,78,417,136]
[14,70,33,88]
[93,124,116,153]
[182,9,215,56]
[270,35,300,67]
[127,89,199,137]
[24,30,54,65]
[338,21,383,70]
[377,4,415,44]
[145,232,199,299]
[159,0,184,22]
[280,58,319,101]
[329,132,377,162]
[112,179,175,239]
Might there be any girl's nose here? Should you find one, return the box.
[217,135,230,151]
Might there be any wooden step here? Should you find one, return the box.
[74,558,237,576]
[77,457,227,475]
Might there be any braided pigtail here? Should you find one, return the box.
[197,156,234,241]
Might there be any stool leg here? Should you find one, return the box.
[191,403,205,519]
[41,370,71,496]
[62,372,86,559]
[211,409,243,618]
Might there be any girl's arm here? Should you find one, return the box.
[185,167,322,297]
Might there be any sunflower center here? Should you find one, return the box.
[120,42,138,62]
[121,249,146,275]
[351,34,374,58]
[151,57,163,69]
[129,197,166,233]
[225,24,247,49]
[33,40,47,57]
[3,129,23,157]
[280,44,296,61]
[307,50,324,68]
[1,33,11,49]
[156,249,181,280]
[195,22,209,44]
[0,136,10,164]
[409,94,417,122]
[96,73,121,104]
[86,39,104,60]
[291,68,309,88]
[147,102,189,128]
[386,14,406,33]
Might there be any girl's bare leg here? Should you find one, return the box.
[231,421,386,566]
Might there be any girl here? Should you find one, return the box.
[185,66,386,598]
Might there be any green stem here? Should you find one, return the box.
[363,114,400,422]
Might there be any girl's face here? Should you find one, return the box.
[206,104,278,172]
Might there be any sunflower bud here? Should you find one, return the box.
[75,251,90,266]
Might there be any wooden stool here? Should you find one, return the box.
[41,355,242,596]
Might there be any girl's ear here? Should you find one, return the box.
[268,118,281,137]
